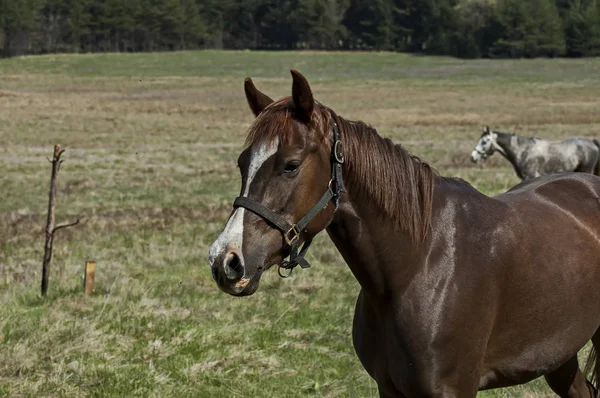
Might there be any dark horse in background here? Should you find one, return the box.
[471,126,600,180]
[208,70,600,397]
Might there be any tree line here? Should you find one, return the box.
[0,0,599,58]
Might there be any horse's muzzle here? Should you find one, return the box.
[210,250,246,292]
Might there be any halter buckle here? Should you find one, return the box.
[284,225,300,246]
[334,140,344,164]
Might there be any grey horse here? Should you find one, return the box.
[470,126,600,180]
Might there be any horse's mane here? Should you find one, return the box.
[244,100,441,242]
[337,116,438,242]
[493,130,538,144]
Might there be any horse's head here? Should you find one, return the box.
[208,70,343,296]
[471,126,498,162]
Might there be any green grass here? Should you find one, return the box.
[1,50,600,83]
[1,50,600,397]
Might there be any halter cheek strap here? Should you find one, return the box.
[232,117,344,278]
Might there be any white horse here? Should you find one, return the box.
[471,126,600,180]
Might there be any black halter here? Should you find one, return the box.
[233,117,345,278]
[473,147,491,160]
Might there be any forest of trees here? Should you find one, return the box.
[0,0,599,58]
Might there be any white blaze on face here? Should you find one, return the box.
[471,137,486,161]
[208,138,279,267]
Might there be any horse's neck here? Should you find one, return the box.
[495,132,532,177]
[325,199,420,298]
[327,116,438,297]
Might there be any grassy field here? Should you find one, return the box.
[1,50,600,397]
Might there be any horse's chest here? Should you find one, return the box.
[352,292,442,394]
[352,278,494,395]
[352,305,409,394]
[353,292,407,389]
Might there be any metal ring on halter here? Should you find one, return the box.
[278,262,294,278]
[327,179,335,194]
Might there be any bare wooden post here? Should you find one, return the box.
[41,144,80,296]
[84,261,96,295]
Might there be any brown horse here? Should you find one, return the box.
[208,70,600,397]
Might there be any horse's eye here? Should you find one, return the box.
[283,161,300,174]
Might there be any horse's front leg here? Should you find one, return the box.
[378,389,406,398]
[397,371,480,398]
[353,290,406,396]
[354,290,484,398]
[384,317,484,397]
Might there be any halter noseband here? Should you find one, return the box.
[474,147,491,159]
[232,117,345,278]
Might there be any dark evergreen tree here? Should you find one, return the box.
[492,0,565,57]
[563,0,600,56]
[451,0,495,58]
[343,0,395,49]
[0,0,44,56]
[297,0,349,49]
[0,0,599,58]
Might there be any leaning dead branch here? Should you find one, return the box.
[41,144,80,296]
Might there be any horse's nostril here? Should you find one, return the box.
[224,251,244,281]
[229,254,243,273]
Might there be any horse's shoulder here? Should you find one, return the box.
[529,138,548,148]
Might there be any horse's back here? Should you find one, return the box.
[548,136,595,147]
[496,172,600,204]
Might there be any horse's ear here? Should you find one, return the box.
[484,126,490,134]
[290,69,314,120]
[244,77,274,117]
